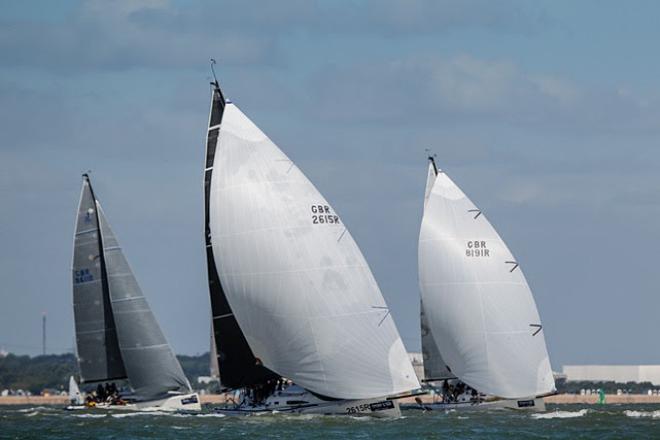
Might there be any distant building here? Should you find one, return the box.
[563,365,660,385]
[0,348,8,358]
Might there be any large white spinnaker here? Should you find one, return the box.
[418,158,555,399]
[206,82,419,400]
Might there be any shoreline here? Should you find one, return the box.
[2,394,660,406]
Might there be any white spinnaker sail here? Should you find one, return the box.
[68,376,83,405]
[418,161,555,399]
[209,101,419,400]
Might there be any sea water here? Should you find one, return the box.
[2,404,660,439]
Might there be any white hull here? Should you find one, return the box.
[134,393,202,412]
[404,397,545,412]
[215,399,400,418]
[65,393,201,412]
[214,387,400,418]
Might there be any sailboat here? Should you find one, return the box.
[203,71,420,417]
[415,156,555,411]
[68,376,83,406]
[69,174,201,411]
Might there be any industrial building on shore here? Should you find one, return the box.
[562,365,660,385]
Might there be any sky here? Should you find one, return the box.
[1,0,659,370]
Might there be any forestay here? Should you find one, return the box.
[72,177,126,383]
[418,160,555,399]
[208,93,419,400]
[97,203,192,401]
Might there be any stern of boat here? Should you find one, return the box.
[143,393,201,412]
[492,396,546,411]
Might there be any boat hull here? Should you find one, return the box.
[64,393,201,412]
[135,393,202,412]
[215,394,401,417]
[403,397,545,412]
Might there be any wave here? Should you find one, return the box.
[624,410,660,419]
[532,409,588,419]
[190,413,227,418]
[111,411,166,418]
[17,406,51,413]
[72,413,107,418]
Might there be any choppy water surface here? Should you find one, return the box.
[2,404,660,439]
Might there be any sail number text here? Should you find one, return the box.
[74,268,94,284]
[346,400,395,414]
[311,205,340,225]
[345,403,371,414]
[466,241,490,257]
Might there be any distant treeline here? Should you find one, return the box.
[0,353,213,394]
[6,353,659,396]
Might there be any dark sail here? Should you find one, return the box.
[72,175,127,383]
[204,82,279,389]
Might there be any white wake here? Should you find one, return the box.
[532,409,588,419]
[624,410,660,419]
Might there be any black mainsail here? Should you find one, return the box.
[73,175,127,383]
[204,81,279,389]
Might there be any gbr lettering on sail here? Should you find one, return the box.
[310,204,341,225]
[465,240,490,257]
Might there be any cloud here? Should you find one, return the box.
[364,0,550,36]
[308,54,660,133]
[0,0,282,72]
[0,0,549,73]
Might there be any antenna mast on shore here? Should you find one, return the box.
[42,312,46,355]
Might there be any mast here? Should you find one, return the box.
[203,72,279,389]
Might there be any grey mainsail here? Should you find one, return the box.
[72,175,126,383]
[420,299,455,381]
[96,202,192,401]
